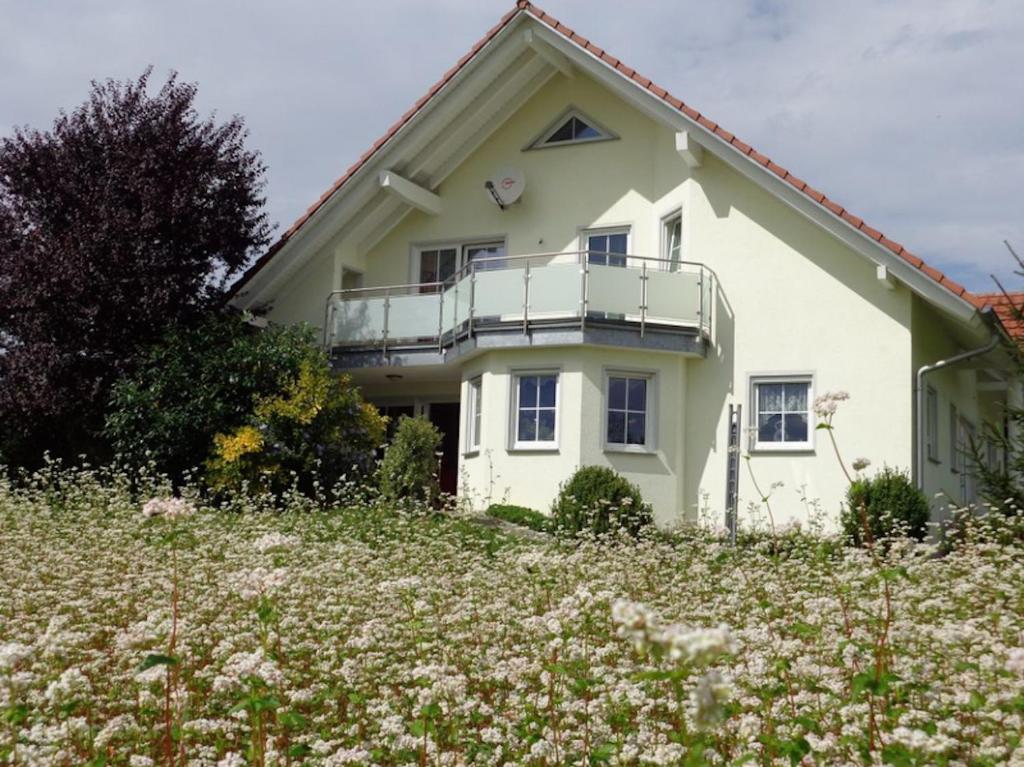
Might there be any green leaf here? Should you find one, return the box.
[3,704,28,726]
[881,743,914,767]
[138,653,179,671]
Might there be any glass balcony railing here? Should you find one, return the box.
[325,251,713,352]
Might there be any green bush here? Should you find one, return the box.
[551,466,653,538]
[841,466,930,546]
[105,314,385,495]
[378,416,442,506]
[487,504,550,533]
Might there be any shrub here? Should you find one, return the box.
[841,466,929,546]
[105,315,318,479]
[551,466,652,538]
[487,504,550,533]
[205,358,385,496]
[378,416,442,506]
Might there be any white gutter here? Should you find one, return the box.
[914,314,1001,489]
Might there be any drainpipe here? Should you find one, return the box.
[914,316,1001,489]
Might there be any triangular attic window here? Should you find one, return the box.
[531,109,615,148]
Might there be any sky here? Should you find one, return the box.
[2,0,1022,292]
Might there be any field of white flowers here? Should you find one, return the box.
[1,467,1023,767]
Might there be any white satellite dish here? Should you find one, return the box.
[484,166,525,209]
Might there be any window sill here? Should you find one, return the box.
[927,456,941,465]
[509,444,559,453]
[462,449,480,458]
[604,445,657,455]
[749,443,814,455]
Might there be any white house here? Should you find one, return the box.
[229,1,1019,529]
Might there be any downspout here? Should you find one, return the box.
[914,314,1001,490]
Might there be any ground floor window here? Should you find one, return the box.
[750,376,813,450]
[512,372,558,449]
[605,372,653,450]
[466,377,482,452]
[926,386,939,462]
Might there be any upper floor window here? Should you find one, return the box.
[528,108,616,150]
[750,376,813,451]
[585,227,629,267]
[662,212,682,271]
[416,240,505,289]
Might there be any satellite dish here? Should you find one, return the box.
[484,166,525,209]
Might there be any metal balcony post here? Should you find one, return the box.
[382,288,390,355]
[580,252,589,332]
[640,261,647,338]
[468,264,476,340]
[437,286,445,353]
[522,260,531,335]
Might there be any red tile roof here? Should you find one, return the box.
[229,0,995,321]
[976,292,1024,340]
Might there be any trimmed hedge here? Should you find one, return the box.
[487,504,550,533]
[551,466,652,538]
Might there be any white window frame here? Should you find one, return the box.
[580,225,631,267]
[660,209,683,272]
[603,370,656,453]
[925,386,940,463]
[464,377,482,454]
[749,374,815,452]
[525,106,618,150]
[509,370,560,451]
[411,237,506,285]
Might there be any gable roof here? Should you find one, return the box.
[229,0,1001,325]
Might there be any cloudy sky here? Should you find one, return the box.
[2,0,1022,291]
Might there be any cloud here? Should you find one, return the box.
[1,0,1021,290]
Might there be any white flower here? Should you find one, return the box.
[253,532,299,553]
[1008,647,1024,676]
[142,496,196,520]
[691,669,730,729]
[813,390,850,418]
[852,457,871,472]
[0,641,30,672]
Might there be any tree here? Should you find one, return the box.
[0,69,270,465]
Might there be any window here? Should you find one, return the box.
[585,228,629,267]
[950,404,960,473]
[751,377,812,450]
[466,378,482,452]
[662,212,682,271]
[529,108,616,149]
[512,373,558,449]
[416,240,506,289]
[961,418,977,503]
[605,373,653,450]
[925,386,939,463]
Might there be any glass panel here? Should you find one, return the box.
[547,119,575,143]
[784,414,808,443]
[419,251,438,283]
[384,293,441,340]
[474,267,525,318]
[758,413,783,442]
[538,409,556,441]
[519,376,537,408]
[627,378,647,411]
[518,411,536,442]
[646,269,700,325]
[588,263,642,316]
[465,242,505,271]
[608,377,626,409]
[334,296,387,343]
[538,375,557,407]
[608,233,628,253]
[784,384,808,412]
[438,249,458,283]
[758,384,784,413]
[529,263,580,318]
[626,413,646,445]
[575,120,601,140]
[607,411,625,444]
[587,234,608,265]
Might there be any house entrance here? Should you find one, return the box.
[427,402,460,496]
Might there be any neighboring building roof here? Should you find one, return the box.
[976,292,1024,340]
[229,0,996,319]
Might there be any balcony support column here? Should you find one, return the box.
[522,261,531,335]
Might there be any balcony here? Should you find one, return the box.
[325,252,713,365]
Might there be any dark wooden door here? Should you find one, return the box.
[429,402,461,496]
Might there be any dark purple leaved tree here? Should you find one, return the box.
[0,69,271,464]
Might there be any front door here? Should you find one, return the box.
[428,402,461,496]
